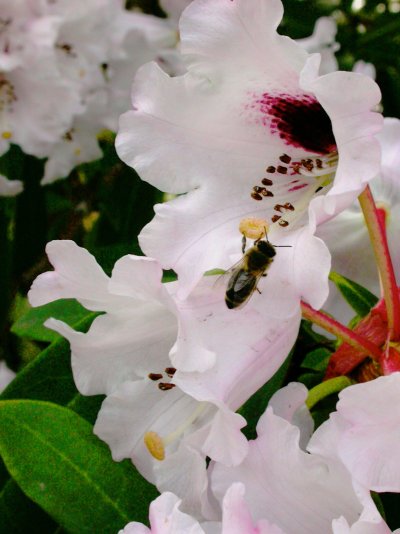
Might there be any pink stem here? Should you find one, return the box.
[301,301,383,361]
[359,186,400,341]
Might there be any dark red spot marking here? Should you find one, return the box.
[259,94,337,155]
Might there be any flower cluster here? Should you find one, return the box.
[26,0,400,532]
[0,0,188,192]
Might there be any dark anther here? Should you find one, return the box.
[272,215,282,223]
[315,186,323,193]
[279,220,289,227]
[262,178,273,186]
[266,166,276,173]
[253,186,263,193]
[251,192,263,201]
[262,190,274,197]
[165,367,176,376]
[316,159,323,169]
[274,204,285,212]
[158,383,176,391]
[284,202,295,211]
[279,154,291,164]
[149,373,163,381]
[277,166,288,174]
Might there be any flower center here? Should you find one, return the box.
[144,368,207,461]
[251,151,338,227]
[260,93,337,154]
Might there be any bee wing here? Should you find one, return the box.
[225,268,267,310]
[213,258,246,290]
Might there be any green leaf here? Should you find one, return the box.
[329,271,379,318]
[11,299,93,343]
[238,352,292,440]
[1,313,107,534]
[301,348,331,372]
[0,400,158,533]
[2,313,100,420]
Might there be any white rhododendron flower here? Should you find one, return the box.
[297,17,339,74]
[0,174,23,197]
[28,240,301,514]
[120,483,285,533]
[211,392,384,534]
[308,373,400,493]
[318,118,400,321]
[116,0,382,302]
[332,516,400,534]
[0,0,187,181]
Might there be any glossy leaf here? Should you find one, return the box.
[11,299,91,343]
[0,400,158,534]
[329,271,379,318]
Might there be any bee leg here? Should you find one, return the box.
[241,234,247,254]
[256,287,262,294]
[262,273,267,277]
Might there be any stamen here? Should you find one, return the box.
[144,403,207,461]
[1,131,11,139]
[262,178,273,186]
[165,367,176,376]
[144,431,165,461]
[239,217,269,239]
[148,373,163,381]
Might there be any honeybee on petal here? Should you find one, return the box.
[224,218,290,310]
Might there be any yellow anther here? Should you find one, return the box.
[144,431,165,461]
[239,217,269,240]
[74,148,81,156]
[2,131,12,140]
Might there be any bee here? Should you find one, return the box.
[225,233,289,309]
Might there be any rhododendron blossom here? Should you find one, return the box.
[308,373,400,493]
[0,174,23,197]
[318,118,400,321]
[116,0,382,304]
[120,483,285,533]
[28,240,302,514]
[211,385,386,534]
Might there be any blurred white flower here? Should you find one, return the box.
[317,117,400,322]
[0,361,16,392]
[297,17,339,74]
[0,174,23,197]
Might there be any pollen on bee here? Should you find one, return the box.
[239,217,269,240]
[2,131,12,139]
[144,431,165,461]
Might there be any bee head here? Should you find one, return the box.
[257,240,276,258]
